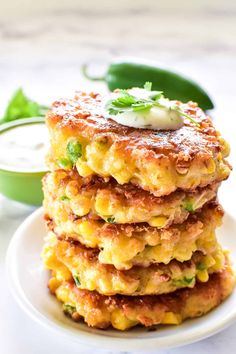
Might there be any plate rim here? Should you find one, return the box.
[6,207,236,352]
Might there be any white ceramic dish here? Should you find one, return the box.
[6,207,236,352]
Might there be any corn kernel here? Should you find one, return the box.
[197,270,209,282]
[111,309,138,330]
[204,255,215,268]
[56,286,71,303]
[95,196,113,214]
[149,216,168,228]
[48,277,61,293]
[65,181,79,198]
[218,137,230,157]
[76,160,93,177]
[206,159,216,174]
[70,196,91,216]
[78,221,94,238]
[162,312,182,325]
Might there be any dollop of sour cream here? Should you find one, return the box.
[0,123,48,172]
[104,88,184,130]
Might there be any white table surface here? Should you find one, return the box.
[0,0,236,353]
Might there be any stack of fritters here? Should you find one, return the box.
[42,91,235,330]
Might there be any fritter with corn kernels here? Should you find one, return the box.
[46,92,231,196]
[42,232,225,296]
[44,202,223,270]
[43,169,219,227]
[48,259,235,330]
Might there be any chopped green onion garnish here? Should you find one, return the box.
[73,274,81,287]
[197,263,207,271]
[173,276,195,286]
[183,201,194,213]
[183,276,195,285]
[63,303,76,316]
[60,195,70,201]
[107,216,116,223]
[57,158,72,170]
[66,140,82,164]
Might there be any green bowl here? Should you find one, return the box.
[0,117,48,206]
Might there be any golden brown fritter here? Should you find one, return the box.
[42,232,225,296]
[43,169,219,227]
[49,260,235,330]
[44,200,223,270]
[46,91,231,196]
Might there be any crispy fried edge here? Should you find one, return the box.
[43,169,220,226]
[51,260,235,330]
[43,232,225,296]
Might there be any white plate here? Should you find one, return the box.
[6,207,236,352]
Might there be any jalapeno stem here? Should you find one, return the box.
[81,63,105,81]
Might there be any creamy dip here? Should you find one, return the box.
[109,105,184,130]
[104,88,184,130]
[0,123,48,172]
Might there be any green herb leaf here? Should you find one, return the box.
[112,94,136,107]
[174,107,200,127]
[144,81,152,91]
[132,102,153,112]
[1,88,49,124]
[149,91,163,101]
[66,140,82,164]
[57,158,72,170]
[107,216,116,223]
[73,274,81,287]
[105,82,200,126]
[63,303,76,316]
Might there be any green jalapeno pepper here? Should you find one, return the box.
[82,60,214,110]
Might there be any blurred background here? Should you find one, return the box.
[0,0,236,117]
[0,1,236,353]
